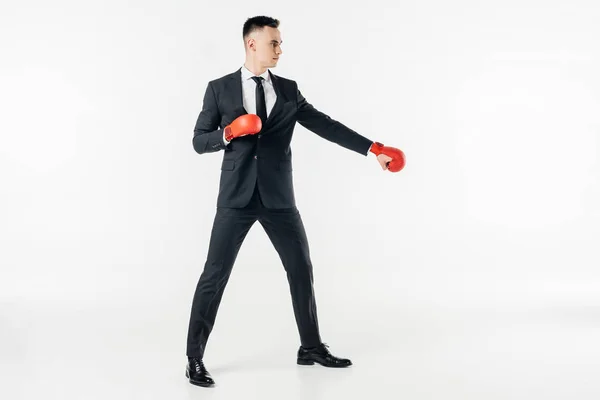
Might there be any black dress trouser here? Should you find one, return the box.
[186,184,322,358]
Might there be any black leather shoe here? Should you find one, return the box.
[185,358,215,387]
[297,343,352,367]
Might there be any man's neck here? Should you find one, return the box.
[244,60,267,76]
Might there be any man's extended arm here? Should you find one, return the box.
[295,86,374,156]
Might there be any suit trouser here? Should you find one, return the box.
[186,185,322,358]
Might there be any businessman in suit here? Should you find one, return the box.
[185,16,405,387]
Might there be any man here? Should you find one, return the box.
[186,15,405,387]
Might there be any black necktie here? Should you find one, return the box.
[251,76,267,125]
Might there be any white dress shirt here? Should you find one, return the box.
[223,65,277,144]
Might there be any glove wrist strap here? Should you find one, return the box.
[369,141,384,155]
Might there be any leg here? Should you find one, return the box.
[186,206,258,358]
[258,207,322,348]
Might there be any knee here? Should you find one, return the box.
[198,260,233,287]
[285,260,314,283]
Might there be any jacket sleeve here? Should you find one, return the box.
[192,81,229,154]
[295,85,374,156]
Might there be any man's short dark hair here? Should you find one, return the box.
[243,16,280,39]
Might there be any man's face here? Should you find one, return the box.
[248,26,283,68]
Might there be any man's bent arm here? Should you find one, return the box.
[192,81,229,154]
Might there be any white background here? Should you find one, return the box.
[1,0,599,398]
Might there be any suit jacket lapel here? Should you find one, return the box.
[229,68,247,115]
[265,70,284,127]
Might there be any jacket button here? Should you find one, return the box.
[254,155,257,159]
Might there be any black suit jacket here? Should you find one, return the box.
[193,67,374,209]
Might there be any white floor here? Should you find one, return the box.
[3,295,600,400]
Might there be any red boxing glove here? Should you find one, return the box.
[224,114,262,141]
[370,141,406,172]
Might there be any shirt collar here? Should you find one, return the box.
[241,64,271,83]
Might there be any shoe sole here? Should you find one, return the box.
[297,358,352,368]
[185,369,215,387]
